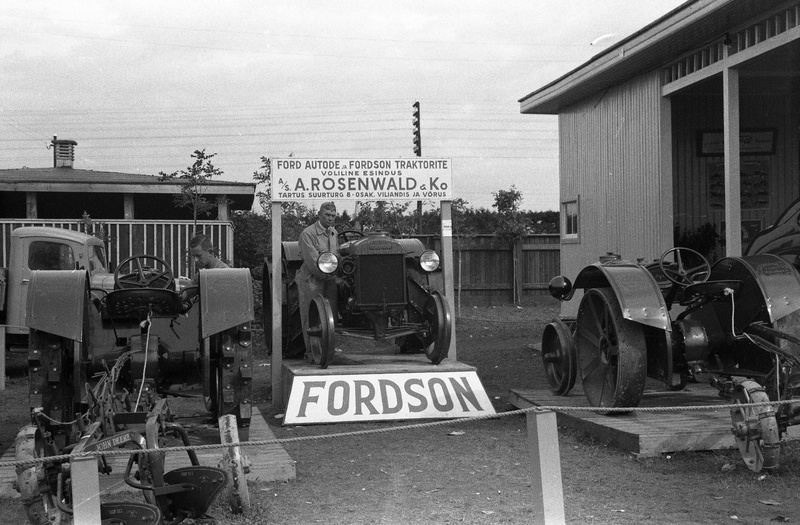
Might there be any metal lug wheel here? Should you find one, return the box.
[307,295,336,369]
[541,318,577,396]
[15,425,64,525]
[730,379,780,472]
[423,291,452,365]
[576,288,647,410]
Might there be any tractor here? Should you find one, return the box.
[14,237,254,524]
[543,242,800,472]
[264,230,451,368]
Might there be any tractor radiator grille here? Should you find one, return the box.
[356,254,406,308]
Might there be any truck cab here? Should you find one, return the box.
[2,227,108,347]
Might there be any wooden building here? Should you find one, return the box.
[0,137,256,276]
[519,0,800,316]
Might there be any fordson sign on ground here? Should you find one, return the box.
[284,371,495,424]
[271,158,453,201]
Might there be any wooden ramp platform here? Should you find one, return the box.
[0,406,295,498]
[509,385,746,457]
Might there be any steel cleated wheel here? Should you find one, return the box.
[422,291,452,365]
[307,295,336,369]
[541,318,577,396]
[576,288,647,411]
[15,425,65,525]
[730,379,780,472]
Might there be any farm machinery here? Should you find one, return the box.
[543,245,800,472]
[13,246,254,524]
[265,230,451,368]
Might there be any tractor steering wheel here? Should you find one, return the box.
[338,230,365,244]
[658,247,711,287]
[114,255,175,290]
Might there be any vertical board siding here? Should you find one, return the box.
[559,71,672,288]
[0,220,233,280]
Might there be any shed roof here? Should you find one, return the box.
[519,0,789,114]
[0,167,256,210]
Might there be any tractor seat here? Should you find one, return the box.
[105,288,182,319]
[681,280,743,304]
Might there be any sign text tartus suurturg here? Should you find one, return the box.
[271,158,453,201]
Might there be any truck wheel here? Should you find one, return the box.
[15,425,64,525]
[576,288,647,411]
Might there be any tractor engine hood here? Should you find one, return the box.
[339,231,425,257]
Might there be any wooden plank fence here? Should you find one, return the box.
[416,234,560,306]
[0,220,233,280]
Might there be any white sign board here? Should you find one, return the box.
[271,158,453,202]
[284,371,495,424]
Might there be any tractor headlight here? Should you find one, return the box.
[317,252,339,274]
[419,250,440,272]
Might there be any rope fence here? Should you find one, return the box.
[2,398,793,470]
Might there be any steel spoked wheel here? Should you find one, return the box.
[541,318,577,396]
[307,295,336,369]
[730,380,780,472]
[423,291,452,365]
[576,288,647,411]
[15,425,64,525]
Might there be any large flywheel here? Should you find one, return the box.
[576,288,647,410]
[730,379,780,472]
[307,295,336,369]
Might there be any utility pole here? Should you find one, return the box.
[413,101,423,233]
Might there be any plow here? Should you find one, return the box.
[13,250,255,524]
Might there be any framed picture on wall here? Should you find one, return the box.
[697,129,776,157]
[707,159,770,210]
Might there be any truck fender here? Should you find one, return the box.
[26,270,88,342]
[200,268,255,338]
[573,261,670,332]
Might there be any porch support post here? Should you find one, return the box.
[723,66,742,256]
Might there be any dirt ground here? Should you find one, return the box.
[2,300,800,524]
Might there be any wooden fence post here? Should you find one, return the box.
[528,410,566,525]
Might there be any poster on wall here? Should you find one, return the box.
[707,159,770,210]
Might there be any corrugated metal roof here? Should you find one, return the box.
[518,0,788,114]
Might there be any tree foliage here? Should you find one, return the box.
[159,149,222,231]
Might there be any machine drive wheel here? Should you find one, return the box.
[307,295,336,369]
[576,288,647,411]
[15,425,64,525]
[730,380,780,472]
[541,318,577,396]
[423,291,451,365]
[203,338,218,414]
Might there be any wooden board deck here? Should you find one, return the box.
[0,406,295,498]
[507,384,797,457]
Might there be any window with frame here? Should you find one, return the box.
[561,196,580,243]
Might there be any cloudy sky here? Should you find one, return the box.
[1,0,684,212]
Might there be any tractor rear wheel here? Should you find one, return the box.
[576,288,647,411]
